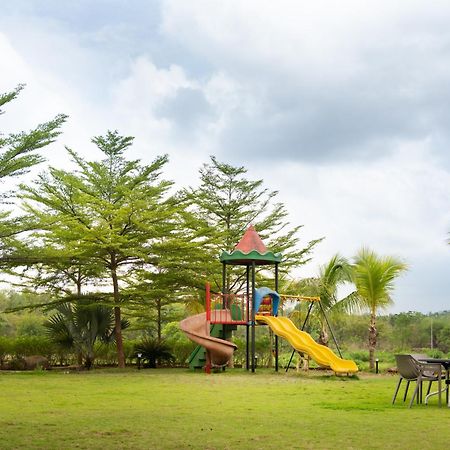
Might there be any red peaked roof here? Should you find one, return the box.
[220,224,282,265]
[235,225,267,254]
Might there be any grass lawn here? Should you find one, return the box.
[0,368,449,449]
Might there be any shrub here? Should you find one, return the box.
[134,338,174,368]
[6,358,27,370]
[428,349,444,359]
[12,336,55,359]
[349,351,370,362]
[162,322,195,365]
[0,336,13,368]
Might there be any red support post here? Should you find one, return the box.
[206,282,211,322]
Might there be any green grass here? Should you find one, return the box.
[0,369,449,449]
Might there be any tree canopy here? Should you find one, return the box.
[183,156,322,293]
[20,130,178,367]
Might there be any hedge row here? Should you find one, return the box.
[0,336,139,368]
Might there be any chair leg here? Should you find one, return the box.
[438,376,442,407]
[392,378,403,404]
[403,380,410,402]
[409,381,420,408]
[427,381,432,396]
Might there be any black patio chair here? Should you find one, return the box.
[392,354,443,408]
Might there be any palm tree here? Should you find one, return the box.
[350,248,407,370]
[314,254,353,344]
[45,300,129,369]
[284,254,352,345]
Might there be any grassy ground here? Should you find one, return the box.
[0,368,449,449]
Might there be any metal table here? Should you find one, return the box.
[418,358,450,407]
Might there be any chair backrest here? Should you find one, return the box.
[395,354,421,380]
[411,353,428,362]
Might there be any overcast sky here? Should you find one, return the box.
[1,0,450,313]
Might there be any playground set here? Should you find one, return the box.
[180,225,358,375]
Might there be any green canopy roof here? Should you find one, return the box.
[220,249,282,265]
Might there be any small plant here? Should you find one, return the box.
[134,339,174,368]
[428,349,443,359]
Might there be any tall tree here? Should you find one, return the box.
[183,156,322,293]
[127,228,208,341]
[0,84,67,255]
[21,130,177,367]
[350,248,407,369]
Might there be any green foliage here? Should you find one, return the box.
[91,340,137,366]
[10,335,55,358]
[134,338,174,368]
[350,248,407,370]
[0,84,67,183]
[16,314,46,337]
[0,336,12,366]
[351,248,408,314]
[283,254,354,345]
[436,324,450,352]
[20,129,179,367]
[183,156,322,293]
[0,85,66,258]
[348,350,370,362]
[162,321,195,364]
[44,300,128,369]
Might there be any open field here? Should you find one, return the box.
[0,369,449,449]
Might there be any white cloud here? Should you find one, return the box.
[1,1,450,313]
[259,142,450,312]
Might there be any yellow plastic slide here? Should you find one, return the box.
[256,315,358,374]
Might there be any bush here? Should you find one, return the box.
[12,336,55,358]
[1,336,61,369]
[16,314,46,337]
[6,358,27,370]
[162,322,195,365]
[428,349,444,359]
[349,351,370,362]
[134,338,174,368]
[0,336,13,368]
[92,340,139,366]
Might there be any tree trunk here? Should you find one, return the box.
[368,312,377,370]
[85,353,94,370]
[318,325,329,347]
[76,267,82,297]
[111,264,125,368]
[267,329,273,368]
[114,306,125,368]
[157,298,161,343]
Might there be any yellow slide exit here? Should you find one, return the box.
[256,315,358,374]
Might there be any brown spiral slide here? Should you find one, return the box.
[180,311,237,368]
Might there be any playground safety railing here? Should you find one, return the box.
[206,283,250,325]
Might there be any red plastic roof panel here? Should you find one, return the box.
[235,225,267,253]
[220,225,282,265]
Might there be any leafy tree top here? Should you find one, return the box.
[351,247,408,314]
[183,156,322,288]
[0,84,67,182]
[21,130,175,268]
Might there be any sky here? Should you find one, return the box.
[1,0,450,313]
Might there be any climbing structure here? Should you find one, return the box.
[220,225,282,372]
[180,224,358,375]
